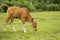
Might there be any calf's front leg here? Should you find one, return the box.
[3,15,11,31]
[21,18,26,33]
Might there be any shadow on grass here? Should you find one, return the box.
[0,30,58,40]
[0,31,15,39]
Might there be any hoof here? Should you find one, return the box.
[3,29,6,32]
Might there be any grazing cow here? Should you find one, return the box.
[3,6,37,33]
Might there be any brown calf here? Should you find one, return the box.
[3,6,37,32]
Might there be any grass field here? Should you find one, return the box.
[0,11,60,40]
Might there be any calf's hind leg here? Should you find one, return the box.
[3,15,11,31]
[10,19,16,32]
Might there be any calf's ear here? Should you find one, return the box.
[32,18,36,22]
[33,18,37,22]
[31,18,34,22]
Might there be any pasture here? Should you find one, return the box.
[0,11,60,40]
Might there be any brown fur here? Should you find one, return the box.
[4,6,37,31]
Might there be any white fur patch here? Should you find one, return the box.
[12,26,16,32]
[23,25,26,33]
[11,22,16,32]
[34,19,36,22]
[4,28,6,31]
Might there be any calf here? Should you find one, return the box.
[3,6,37,33]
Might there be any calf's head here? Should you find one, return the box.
[31,18,37,31]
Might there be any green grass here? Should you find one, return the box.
[0,11,60,40]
